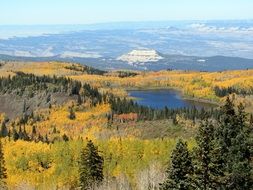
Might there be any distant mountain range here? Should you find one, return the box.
[1,20,253,71]
[1,51,253,71]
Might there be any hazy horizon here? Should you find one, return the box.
[1,19,253,26]
[1,19,253,38]
[1,2,253,66]
[1,0,253,25]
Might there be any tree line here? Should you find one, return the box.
[214,86,253,97]
[64,63,107,75]
[0,72,104,142]
[109,96,222,122]
[0,72,102,103]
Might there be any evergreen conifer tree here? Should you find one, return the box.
[32,125,36,135]
[77,94,82,105]
[79,140,104,190]
[193,119,222,189]
[0,122,8,138]
[12,128,19,141]
[160,139,193,190]
[31,125,36,140]
[250,114,253,128]
[18,125,24,140]
[224,103,252,189]
[22,126,29,141]
[69,107,76,120]
[215,99,253,189]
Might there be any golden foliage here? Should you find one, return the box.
[1,61,253,104]
[2,138,195,189]
[70,69,253,103]
[0,61,87,77]
[21,102,111,140]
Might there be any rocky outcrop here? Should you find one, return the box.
[117,49,163,64]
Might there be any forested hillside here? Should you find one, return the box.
[1,61,253,105]
[0,61,252,189]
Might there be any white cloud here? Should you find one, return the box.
[189,23,253,35]
[60,51,102,58]
[207,41,253,52]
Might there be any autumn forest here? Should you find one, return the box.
[0,61,252,189]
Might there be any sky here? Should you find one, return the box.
[0,0,253,25]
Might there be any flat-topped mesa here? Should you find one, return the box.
[117,49,163,64]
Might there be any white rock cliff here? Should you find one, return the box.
[117,49,163,64]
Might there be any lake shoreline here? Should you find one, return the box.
[126,87,219,108]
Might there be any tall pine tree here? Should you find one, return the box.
[225,103,252,189]
[160,139,193,190]
[0,122,8,138]
[68,107,76,120]
[192,119,222,190]
[249,114,253,128]
[215,99,253,189]
[79,140,104,190]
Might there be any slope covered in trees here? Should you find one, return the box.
[1,61,253,110]
[161,98,253,190]
[0,61,252,189]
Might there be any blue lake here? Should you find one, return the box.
[128,89,216,109]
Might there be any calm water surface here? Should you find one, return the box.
[128,89,216,109]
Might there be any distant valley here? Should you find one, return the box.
[1,21,253,71]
